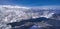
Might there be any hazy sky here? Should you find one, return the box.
[0,0,60,6]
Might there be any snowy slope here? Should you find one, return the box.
[0,5,60,29]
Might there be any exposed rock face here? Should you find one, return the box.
[7,17,60,29]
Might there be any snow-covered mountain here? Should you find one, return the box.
[0,5,60,29]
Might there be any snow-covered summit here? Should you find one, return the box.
[0,5,30,9]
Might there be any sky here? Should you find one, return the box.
[0,0,60,6]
